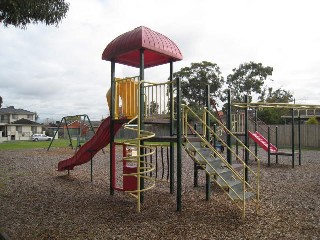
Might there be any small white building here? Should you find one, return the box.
[0,106,43,142]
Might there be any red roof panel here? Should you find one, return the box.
[102,26,183,68]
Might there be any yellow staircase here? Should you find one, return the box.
[183,105,260,218]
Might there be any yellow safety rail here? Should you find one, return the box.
[119,79,172,212]
[204,113,244,137]
[120,118,156,212]
[183,105,260,218]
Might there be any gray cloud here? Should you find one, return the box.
[1,0,320,122]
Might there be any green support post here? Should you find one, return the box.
[213,124,217,156]
[298,113,301,165]
[244,95,249,182]
[205,85,210,201]
[268,127,271,166]
[276,126,278,164]
[291,108,295,168]
[47,118,62,151]
[176,77,182,212]
[110,61,115,195]
[139,49,145,203]
[194,162,198,187]
[169,61,175,194]
[227,89,232,164]
[254,108,258,157]
[64,117,73,149]
[235,119,239,156]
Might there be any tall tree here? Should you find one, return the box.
[173,61,224,108]
[259,87,294,103]
[257,87,294,124]
[226,61,273,102]
[0,0,69,29]
[0,96,2,108]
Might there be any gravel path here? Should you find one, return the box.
[0,146,319,239]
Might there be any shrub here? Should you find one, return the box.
[306,116,318,124]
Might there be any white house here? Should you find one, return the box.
[0,106,43,142]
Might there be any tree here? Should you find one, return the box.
[257,87,294,124]
[0,0,69,29]
[148,101,159,115]
[226,62,273,103]
[0,96,2,108]
[259,87,294,103]
[173,61,224,108]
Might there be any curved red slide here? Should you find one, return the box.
[58,117,122,171]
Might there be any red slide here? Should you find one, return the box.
[58,117,122,171]
[248,131,278,153]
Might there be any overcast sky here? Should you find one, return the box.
[1,0,319,122]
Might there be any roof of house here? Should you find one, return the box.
[0,106,35,115]
[102,26,183,68]
[11,118,40,125]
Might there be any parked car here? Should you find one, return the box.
[32,134,53,141]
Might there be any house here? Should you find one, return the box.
[0,106,43,142]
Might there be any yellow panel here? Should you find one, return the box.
[118,79,138,119]
[107,77,138,119]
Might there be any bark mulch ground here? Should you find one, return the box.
[0,146,319,239]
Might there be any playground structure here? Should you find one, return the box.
[56,26,262,217]
[233,102,320,168]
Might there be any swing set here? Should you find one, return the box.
[47,114,96,152]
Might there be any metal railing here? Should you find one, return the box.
[143,80,174,119]
[183,105,260,218]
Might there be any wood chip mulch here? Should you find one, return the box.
[0,146,319,239]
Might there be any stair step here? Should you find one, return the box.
[230,181,244,193]
[196,148,212,158]
[185,142,203,152]
[216,168,233,180]
[206,158,222,169]
[193,154,215,165]
[216,178,241,188]
[207,166,230,176]
[228,191,255,201]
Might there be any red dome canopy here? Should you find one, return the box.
[102,26,183,68]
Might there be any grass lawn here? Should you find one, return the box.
[0,139,77,151]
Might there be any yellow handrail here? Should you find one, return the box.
[182,104,260,217]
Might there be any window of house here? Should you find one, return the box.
[27,115,33,119]
[31,126,37,133]
[12,114,18,119]
[16,126,22,133]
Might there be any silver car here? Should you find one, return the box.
[32,134,53,141]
